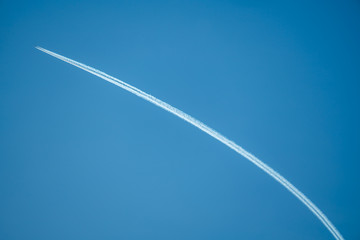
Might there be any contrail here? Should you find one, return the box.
[36,46,344,240]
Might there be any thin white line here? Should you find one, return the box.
[36,46,344,240]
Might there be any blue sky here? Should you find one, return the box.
[1,0,359,239]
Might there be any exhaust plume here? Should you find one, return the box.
[36,46,344,240]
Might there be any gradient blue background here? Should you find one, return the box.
[1,0,359,239]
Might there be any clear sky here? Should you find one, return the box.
[1,0,359,239]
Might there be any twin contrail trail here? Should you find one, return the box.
[36,46,344,240]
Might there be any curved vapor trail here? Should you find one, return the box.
[36,46,344,240]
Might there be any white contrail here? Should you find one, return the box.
[36,46,344,240]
